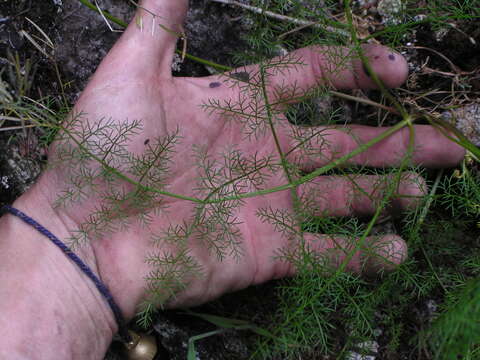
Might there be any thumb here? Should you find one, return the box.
[95,0,188,79]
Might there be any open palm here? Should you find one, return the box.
[43,0,464,319]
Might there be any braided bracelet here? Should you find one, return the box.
[1,205,158,359]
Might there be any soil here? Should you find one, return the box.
[1,1,479,359]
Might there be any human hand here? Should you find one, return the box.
[34,0,465,325]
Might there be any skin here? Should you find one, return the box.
[0,0,465,358]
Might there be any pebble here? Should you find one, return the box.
[1,176,9,189]
[357,340,379,353]
[377,0,405,25]
[442,103,480,146]
[345,352,376,360]
[171,53,183,72]
[346,339,379,360]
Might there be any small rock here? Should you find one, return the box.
[345,339,379,360]
[1,176,9,189]
[426,299,438,315]
[434,27,450,42]
[357,340,379,353]
[442,103,480,146]
[171,53,183,72]
[345,352,376,360]
[413,14,427,22]
[377,0,405,25]
[0,139,42,204]
[425,299,439,323]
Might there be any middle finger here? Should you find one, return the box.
[287,124,465,170]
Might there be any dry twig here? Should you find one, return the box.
[210,0,349,38]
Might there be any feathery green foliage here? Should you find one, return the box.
[1,0,479,358]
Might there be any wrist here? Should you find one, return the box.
[34,168,144,320]
[0,179,117,359]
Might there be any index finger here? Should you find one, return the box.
[218,44,408,102]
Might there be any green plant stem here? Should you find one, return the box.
[77,0,231,72]
[426,115,480,160]
[203,160,272,202]
[330,90,400,115]
[255,120,416,356]
[253,185,389,356]
[364,14,480,42]
[184,53,232,72]
[259,62,307,243]
[51,114,410,207]
[57,122,201,204]
[418,169,444,227]
[417,169,448,292]
[78,0,128,27]
[216,117,412,203]
[253,19,419,349]
[260,67,293,184]
[70,0,416,207]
